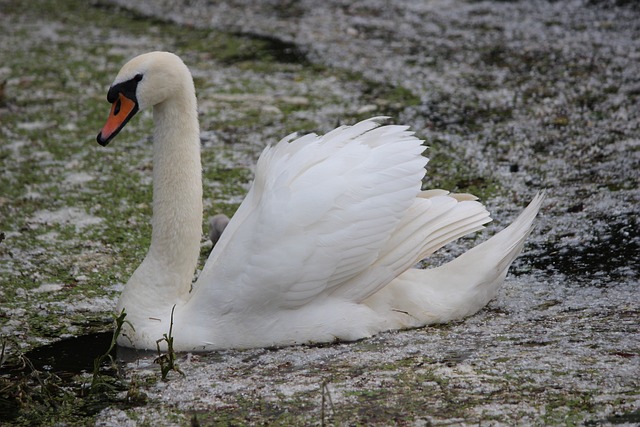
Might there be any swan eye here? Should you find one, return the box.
[107,75,143,103]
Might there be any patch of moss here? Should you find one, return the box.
[426,147,501,200]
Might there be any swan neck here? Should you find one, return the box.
[147,90,202,299]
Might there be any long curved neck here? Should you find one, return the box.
[149,91,203,290]
[121,84,202,312]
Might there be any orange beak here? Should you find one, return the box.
[96,92,139,146]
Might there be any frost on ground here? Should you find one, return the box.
[1,0,638,425]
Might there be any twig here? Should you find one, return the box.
[321,379,335,426]
[154,305,185,380]
[90,309,132,392]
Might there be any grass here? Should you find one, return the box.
[2,0,634,425]
[154,306,184,381]
[91,309,130,392]
[0,0,437,424]
[0,316,137,426]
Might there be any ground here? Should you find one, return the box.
[0,0,638,425]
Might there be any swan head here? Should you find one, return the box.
[97,51,192,146]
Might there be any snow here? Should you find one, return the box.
[1,0,638,425]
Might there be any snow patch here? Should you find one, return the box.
[30,207,103,230]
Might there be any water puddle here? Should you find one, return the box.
[14,332,114,376]
[0,332,149,423]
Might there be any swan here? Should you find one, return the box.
[96,51,543,352]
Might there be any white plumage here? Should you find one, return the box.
[97,52,543,352]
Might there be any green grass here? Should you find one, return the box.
[0,0,543,425]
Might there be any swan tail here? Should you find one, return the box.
[365,192,544,326]
[332,192,491,302]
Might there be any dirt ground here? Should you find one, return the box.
[0,0,638,425]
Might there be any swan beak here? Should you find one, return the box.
[97,93,139,147]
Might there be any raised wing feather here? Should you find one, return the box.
[191,118,427,313]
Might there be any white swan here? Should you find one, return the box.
[97,52,543,352]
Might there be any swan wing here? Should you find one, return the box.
[192,118,427,313]
[330,193,492,302]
